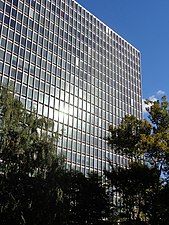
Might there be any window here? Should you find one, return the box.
[4,15,9,25]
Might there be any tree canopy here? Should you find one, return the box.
[0,86,109,225]
[106,96,169,225]
[0,85,169,225]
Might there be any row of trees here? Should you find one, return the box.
[0,86,169,225]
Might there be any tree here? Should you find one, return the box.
[63,171,110,225]
[105,163,159,225]
[141,96,169,180]
[106,96,169,225]
[0,85,110,225]
[107,115,152,159]
[0,85,66,224]
[0,85,59,177]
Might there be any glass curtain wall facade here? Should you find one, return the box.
[0,0,142,175]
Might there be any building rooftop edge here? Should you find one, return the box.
[74,0,140,53]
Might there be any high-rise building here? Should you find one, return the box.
[0,0,142,175]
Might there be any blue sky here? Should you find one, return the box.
[77,0,169,102]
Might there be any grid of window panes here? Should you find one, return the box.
[0,0,142,175]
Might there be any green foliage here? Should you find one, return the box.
[106,96,169,225]
[146,96,169,132]
[0,86,109,225]
[0,86,59,177]
[107,115,152,158]
[2,85,169,225]
[105,163,159,224]
[141,97,169,178]
[0,86,65,224]
[108,96,169,180]
[59,171,110,225]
